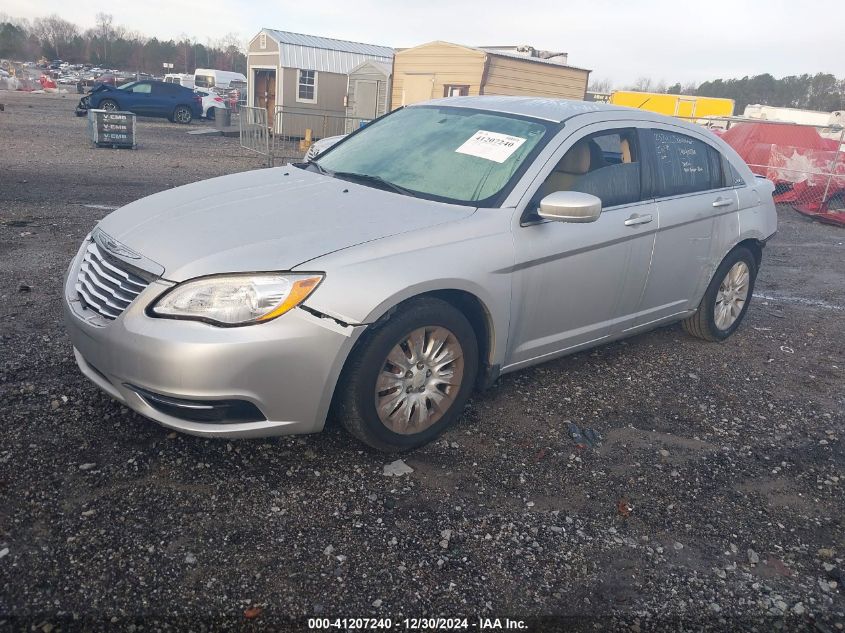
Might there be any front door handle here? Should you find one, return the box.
[624,213,653,226]
[712,198,733,208]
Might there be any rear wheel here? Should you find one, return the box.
[172,105,193,124]
[99,99,118,111]
[206,107,215,121]
[337,298,478,452]
[682,246,757,342]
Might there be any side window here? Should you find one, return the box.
[538,128,643,208]
[130,83,152,94]
[652,130,724,197]
[297,70,317,102]
[723,156,746,187]
[444,84,469,97]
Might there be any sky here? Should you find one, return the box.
[5,0,843,87]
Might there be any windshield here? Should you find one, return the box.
[314,105,556,205]
[195,74,214,88]
[117,82,135,90]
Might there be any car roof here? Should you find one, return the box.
[416,95,688,126]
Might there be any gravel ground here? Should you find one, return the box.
[1,91,844,632]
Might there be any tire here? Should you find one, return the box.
[682,246,757,342]
[206,107,215,121]
[336,297,479,452]
[173,105,193,124]
[99,99,118,111]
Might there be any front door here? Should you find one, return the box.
[506,125,657,369]
[353,80,378,120]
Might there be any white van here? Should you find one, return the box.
[194,69,246,91]
[164,73,195,89]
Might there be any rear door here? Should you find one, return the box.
[151,82,181,116]
[632,127,738,328]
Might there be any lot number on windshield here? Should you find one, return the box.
[456,130,527,163]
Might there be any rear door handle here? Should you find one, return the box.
[712,198,734,208]
[624,213,653,226]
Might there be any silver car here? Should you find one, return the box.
[63,96,777,451]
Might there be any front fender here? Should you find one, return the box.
[298,210,516,368]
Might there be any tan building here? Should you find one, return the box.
[391,41,590,110]
[246,29,393,132]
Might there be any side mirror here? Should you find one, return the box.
[538,191,602,223]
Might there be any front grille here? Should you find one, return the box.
[75,241,149,320]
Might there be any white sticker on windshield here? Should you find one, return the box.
[455,130,527,163]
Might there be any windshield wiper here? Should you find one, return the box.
[309,161,331,176]
[331,171,419,198]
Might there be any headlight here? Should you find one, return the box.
[150,273,323,326]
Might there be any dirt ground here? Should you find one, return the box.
[1,91,843,632]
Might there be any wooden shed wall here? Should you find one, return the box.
[482,55,589,100]
[391,42,485,109]
[248,32,280,54]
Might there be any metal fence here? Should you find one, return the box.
[239,106,272,167]
[686,117,845,218]
[271,106,369,164]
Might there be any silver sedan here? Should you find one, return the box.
[63,96,777,451]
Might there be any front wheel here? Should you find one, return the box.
[172,105,193,124]
[99,99,118,111]
[337,297,478,452]
[682,246,758,342]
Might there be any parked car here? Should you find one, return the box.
[75,80,202,124]
[164,73,195,89]
[193,87,227,119]
[193,68,246,91]
[304,135,345,161]
[63,96,777,451]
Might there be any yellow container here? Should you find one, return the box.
[609,91,734,119]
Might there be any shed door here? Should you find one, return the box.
[402,74,434,106]
[353,80,378,119]
[254,69,276,125]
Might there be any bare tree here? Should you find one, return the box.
[96,12,113,63]
[31,14,78,58]
[588,77,613,93]
[631,76,654,92]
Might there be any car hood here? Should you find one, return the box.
[97,167,476,282]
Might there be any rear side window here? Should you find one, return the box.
[652,130,724,197]
[723,157,746,187]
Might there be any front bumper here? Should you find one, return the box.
[63,243,365,438]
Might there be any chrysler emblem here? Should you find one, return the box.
[93,228,141,260]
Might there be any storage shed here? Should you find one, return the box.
[391,41,590,110]
[345,60,392,132]
[246,29,393,131]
